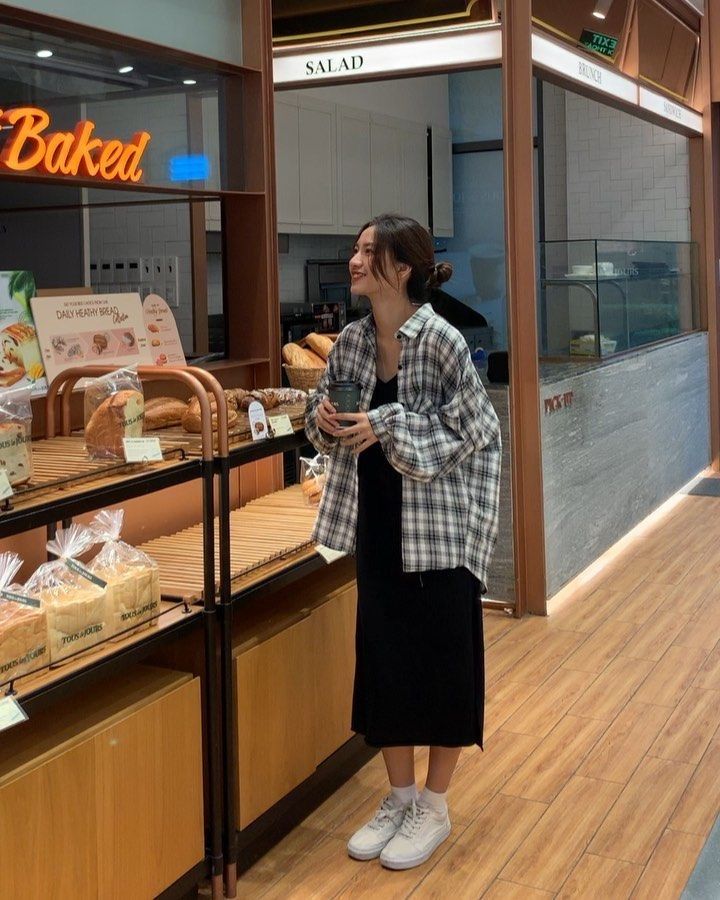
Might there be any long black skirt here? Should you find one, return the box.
[351,375,485,748]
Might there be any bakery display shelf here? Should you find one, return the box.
[0,437,201,539]
[137,485,319,602]
[146,401,308,459]
[2,600,202,711]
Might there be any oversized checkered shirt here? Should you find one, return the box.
[305,303,502,588]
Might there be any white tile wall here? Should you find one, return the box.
[542,83,691,243]
[278,233,355,304]
[86,93,196,352]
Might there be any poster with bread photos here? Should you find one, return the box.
[30,292,154,385]
[0,271,48,396]
[142,293,186,367]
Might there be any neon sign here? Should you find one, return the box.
[0,107,151,182]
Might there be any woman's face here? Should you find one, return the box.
[349,227,381,297]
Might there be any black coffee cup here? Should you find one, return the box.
[328,381,361,426]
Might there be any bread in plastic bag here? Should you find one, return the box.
[0,385,33,486]
[300,453,328,507]
[0,551,49,682]
[88,508,161,638]
[84,367,144,459]
[25,524,108,663]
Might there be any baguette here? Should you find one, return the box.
[182,395,239,434]
[282,342,325,369]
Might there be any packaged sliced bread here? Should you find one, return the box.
[0,385,33,486]
[89,509,161,637]
[84,367,144,459]
[0,551,49,683]
[25,525,108,664]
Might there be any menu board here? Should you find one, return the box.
[0,271,48,396]
[142,294,186,367]
[30,292,154,384]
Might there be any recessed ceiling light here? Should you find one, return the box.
[36,49,53,58]
[183,79,197,86]
[592,0,613,18]
[592,10,606,18]
[118,65,134,74]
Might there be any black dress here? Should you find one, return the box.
[351,375,485,748]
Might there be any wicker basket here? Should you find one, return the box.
[283,364,325,392]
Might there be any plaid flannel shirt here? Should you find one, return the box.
[305,303,502,587]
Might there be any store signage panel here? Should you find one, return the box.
[0,107,151,183]
[638,87,702,134]
[273,27,502,84]
[30,292,154,385]
[532,33,637,105]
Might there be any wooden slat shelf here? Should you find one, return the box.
[3,601,202,706]
[0,436,201,538]
[137,485,319,601]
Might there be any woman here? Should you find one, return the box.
[305,214,501,871]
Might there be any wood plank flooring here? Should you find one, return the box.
[238,493,720,898]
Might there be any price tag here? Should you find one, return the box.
[248,401,270,441]
[0,695,28,733]
[268,414,294,437]
[316,544,347,565]
[0,469,13,501]
[123,437,163,462]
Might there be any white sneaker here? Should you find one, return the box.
[379,799,451,870]
[347,794,409,861]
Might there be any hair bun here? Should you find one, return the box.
[427,260,453,289]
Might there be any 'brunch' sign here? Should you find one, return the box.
[0,107,151,182]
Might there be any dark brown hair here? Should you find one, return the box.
[356,213,452,303]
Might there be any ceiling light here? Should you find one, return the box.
[183,78,197,85]
[592,0,613,19]
[36,49,53,58]
[118,65,134,74]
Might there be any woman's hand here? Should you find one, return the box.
[337,412,379,455]
[316,396,342,436]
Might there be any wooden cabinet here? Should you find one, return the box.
[431,126,454,237]
[0,667,204,900]
[337,106,372,234]
[274,92,301,232]
[236,615,317,828]
[298,96,337,232]
[234,565,358,827]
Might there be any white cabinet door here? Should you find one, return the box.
[299,97,337,232]
[274,93,301,233]
[370,115,402,218]
[337,107,371,234]
[431,127,454,237]
[401,123,429,227]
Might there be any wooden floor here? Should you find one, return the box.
[239,492,720,899]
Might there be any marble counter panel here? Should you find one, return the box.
[484,384,514,604]
[541,332,710,597]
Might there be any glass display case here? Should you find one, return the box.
[538,239,699,359]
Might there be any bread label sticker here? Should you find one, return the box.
[0,469,13,500]
[123,436,163,462]
[268,414,293,437]
[248,401,270,441]
[0,588,40,609]
[65,558,107,589]
[0,695,28,733]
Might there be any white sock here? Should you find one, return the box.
[390,783,418,806]
[420,786,448,815]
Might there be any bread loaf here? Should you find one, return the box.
[0,421,32,486]
[182,395,239,434]
[85,389,144,458]
[42,586,108,663]
[282,343,325,369]
[0,600,49,681]
[143,397,187,431]
[305,333,334,361]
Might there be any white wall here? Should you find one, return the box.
[543,83,691,242]
[290,74,449,128]
[4,0,242,65]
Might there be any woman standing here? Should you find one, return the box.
[305,214,501,871]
